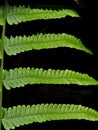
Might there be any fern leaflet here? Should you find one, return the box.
[0,5,79,25]
[3,33,93,55]
[3,67,98,90]
[2,104,98,130]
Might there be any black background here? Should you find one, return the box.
[0,0,98,129]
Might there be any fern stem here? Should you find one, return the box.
[0,1,7,129]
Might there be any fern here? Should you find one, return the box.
[0,0,98,130]
[3,67,98,90]
[3,33,92,55]
[2,104,98,130]
[0,4,79,25]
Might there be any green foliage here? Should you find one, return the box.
[3,67,98,90]
[2,104,98,130]
[0,0,98,130]
[0,4,79,25]
[3,33,93,56]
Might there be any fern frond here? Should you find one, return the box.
[0,5,79,25]
[2,104,98,130]
[3,67,98,90]
[4,33,93,55]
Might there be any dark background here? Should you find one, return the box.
[0,0,98,129]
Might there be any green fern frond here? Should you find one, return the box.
[4,33,93,55]
[2,104,98,130]
[3,67,98,90]
[0,4,79,25]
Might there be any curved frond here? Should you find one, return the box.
[4,5,79,25]
[2,104,98,130]
[3,67,98,90]
[4,33,93,55]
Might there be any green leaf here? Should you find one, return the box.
[3,67,98,90]
[2,104,98,130]
[4,33,93,55]
[0,4,79,25]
